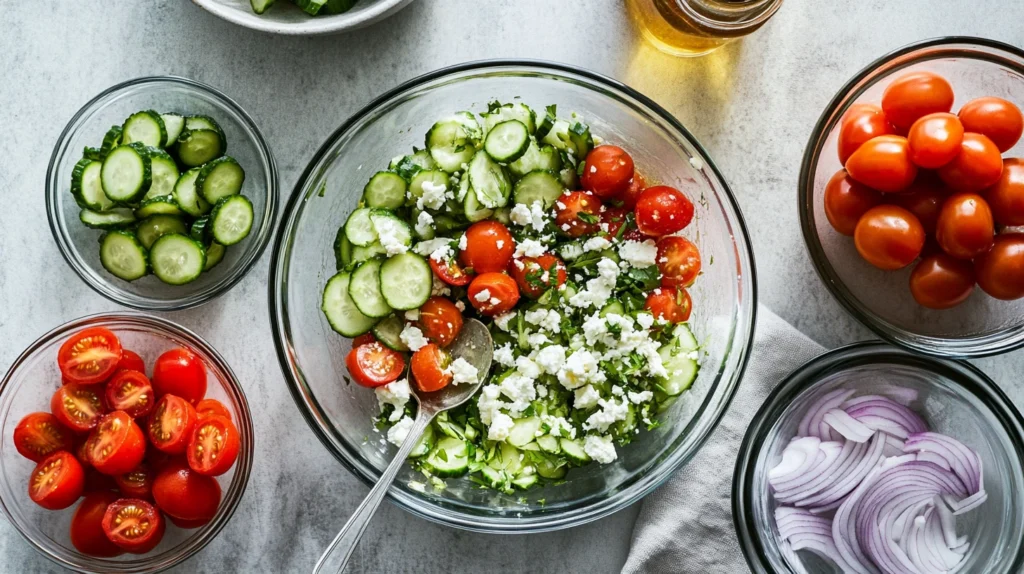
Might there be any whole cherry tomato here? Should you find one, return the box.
[644,286,692,323]
[467,272,520,316]
[823,169,883,236]
[459,221,514,274]
[411,344,453,392]
[58,327,123,385]
[418,297,464,346]
[634,185,695,236]
[891,175,949,234]
[345,342,405,388]
[975,233,1024,300]
[510,253,567,298]
[619,172,647,209]
[656,236,702,288]
[152,460,221,524]
[909,253,976,310]
[958,96,1024,152]
[581,145,635,199]
[28,451,85,510]
[935,193,994,260]
[152,348,207,405]
[554,191,602,237]
[102,498,165,554]
[984,158,1024,226]
[70,491,123,557]
[853,205,926,270]
[116,350,146,375]
[13,412,74,462]
[599,206,630,240]
[845,135,918,192]
[937,133,1004,193]
[838,104,895,164]
[907,113,964,168]
[881,71,955,132]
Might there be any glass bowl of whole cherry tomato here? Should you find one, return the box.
[801,37,1024,358]
[0,312,253,572]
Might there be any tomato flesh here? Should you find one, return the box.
[853,205,926,270]
[52,383,107,433]
[418,297,464,347]
[147,395,198,455]
[58,327,123,385]
[104,370,155,419]
[892,175,948,235]
[102,498,165,554]
[958,96,1024,152]
[467,272,520,316]
[345,342,405,388]
[429,254,472,287]
[619,172,647,209]
[196,398,232,421]
[581,145,635,199]
[115,462,154,499]
[634,185,694,237]
[599,206,630,240]
[935,193,994,260]
[975,234,1024,300]
[909,254,976,310]
[656,236,702,288]
[986,158,1024,226]
[152,348,207,405]
[510,254,567,298]
[411,344,453,393]
[29,451,85,510]
[152,460,222,522]
[87,411,146,476]
[459,221,514,274]
[14,412,74,462]
[71,491,123,557]
[554,191,602,237]
[644,286,692,324]
[187,415,241,477]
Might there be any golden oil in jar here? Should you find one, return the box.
[626,0,782,57]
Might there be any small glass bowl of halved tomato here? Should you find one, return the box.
[0,312,253,572]
[801,37,1024,358]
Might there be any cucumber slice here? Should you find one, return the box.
[509,141,562,177]
[379,253,431,310]
[344,207,377,247]
[149,234,206,285]
[478,466,509,490]
[99,125,123,158]
[368,210,412,253]
[467,150,511,209]
[122,110,167,148]
[463,185,494,223]
[101,143,151,203]
[352,241,387,263]
[136,215,188,250]
[80,208,136,230]
[83,147,103,161]
[657,323,700,396]
[409,424,434,458]
[173,168,211,217]
[536,434,561,454]
[372,315,410,352]
[71,158,114,211]
[560,439,591,464]
[144,147,181,200]
[348,259,392,318]
[488,442,523,474]
[294,0,327,15]
[409,170,450,206]
[512,474,538,490]
[601,300,626,317]
[362,171,407,210]
[135,196,183,218]
[334,227,352,269]
[250,0,276,13]
[513,170,565,209]
[176,129,225,168]
[426,116,478,173]
[507,417,541,447]
[569,121,594,160]
[424,437,470,478]
[483,102,536,135]
[204,242,226,271]
[389,149,436,180]
[161,113,185,145]
[322,272,379,337]
[558,241,584,261]
[191,217,211,244]
[484,120,530,163]
[184,115,222,133]
[534,456,568,479]
[209,195,254,246]
[411,208,435,240]
[99,231,148,281]
[197,156,245,205]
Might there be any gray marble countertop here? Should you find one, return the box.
[1,1,1022,572]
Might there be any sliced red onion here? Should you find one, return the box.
[771,440,843,494]
[802,433,886,512]
[832,466,883,574]
[904,433,982,494]
[881,434,906,457]
[775,440,861,504]
[798,388,858,440]
[933,495,966,550]
[768,437,822,485]
[775,508,842,571]
[823,408,875,442]
[949,489,988,516]
[842,395,928,439]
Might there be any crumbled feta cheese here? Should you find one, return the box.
[689,156,704,170]
[488,413,515,441]
[514,238,546,259]
[414,211,434,238]
[612,385,624,396]
[418,180,448,210]
[404,309,420,321]
[498,373,536,416]
[524,308,561,333]
[574,385,600,409]
[584,434,617,464]
[374,217,409,256]
[414,238,452,257]
[431,274,451,296]
[618,240,658,268]
[515,356,541,379]
[489,297,500,306]
[534,345,566,375]
[447,357,478,386]
[399,325,429,352]
[584,398,629,432]
[568,258,619,309]
[408,481,426,493]
[458,233,468,251]
[510,201,548,232]
[527,332,549,347]
[536,384,549,398]
[542,414,576,439]
[455,300,465,312]
[559,349,605,389]
[581,313,607,346]
[510,203,532,226]
[375,378,411,422]
[494,343,516,367]
[628,390,654,404]
[494,312,516,332]
[476,385,508,425]
[387,416,414,446]
[474,289,491,302]
[583,236,611,253]
[496,240,505,249]
[636,312,655,330]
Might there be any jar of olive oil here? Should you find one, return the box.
[626,0,782,57]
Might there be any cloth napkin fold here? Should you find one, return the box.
[621,305,825,574]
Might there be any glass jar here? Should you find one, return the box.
[626,0,782,57]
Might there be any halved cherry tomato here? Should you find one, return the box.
[467,272,520,316]
[152,348,207,405]
[430,254,472,286]
[935,193,994,260]
[58,327,123,385]
[554,191,603,237]
[147,395,198,456]
[28,451,85,510]
[907,113,964,168]
[117,350,146,375]
[853,205,926,270]
[823,169,883,236]
[345,341,404,388]
[581,145,635,199]
[644,286,692,324]
[985,158,1024,226]
[909,254,976,310]
[52,383,107,433]
[187,415,240,477]
[459,221,514,274]
[70,491,123,557]
[838,104,895,164]
[619,172,648,209]
[881,71,955,132]
[891,175,948,235]
[599,206,630,240]
[411,344,453,393]
[976,233,1024,300]
[152,460,221,523]
[196,398,232,421]
[102,498,165,554]
[656,236,702,288]
[635,185,695,236]
[352,333,376,347]
[510,254,567,299]
[958,96,1024,152]
[104,370,155,419]
[87,411,146,476]
[418,297,464,347]
[845,135,918,192]
[13,412,74,462]
[938,132,1004,193]
[115,463,154,499]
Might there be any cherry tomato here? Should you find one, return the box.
[823,169,884,236]
[152,460,221,523]
[104,370,155,419]
[838,104,895,164]
[70,491,123,557]
[467,272,520,315]
[624,228,646,242]
[853,205,926,270]
[909,254,976,310]
[86,411,146,476]
[144,446,177,473]
[115,463,154,499]
[459,221,514,274]
[619,172,648,209]
[147,395,198,456]
[881,71,955,132]
[28,451,85,510]
[352,333,375,347]
[187,415,240,477]
[936,132,1004,193]
[554,191,603,237]
[907,113,964,169]
[845,135,918,193]
[430,254,472,287]
[116,350,146,375]
[976,233,1024,300]
[635,185,695,236]
[891,175,948,234]
[13,412,74,462]
[52,383,107,433]
[418,297,464,346]
[152,348,207,405]
[102,498,165,554]
[196,398,232,421]
[84,467,118,491]
[958,96,1024,152]
[986,158,1024,226]
[656,236,702,288]
[58,327,123,385]
[411,344,453,393]
[345,341,405,388]
[935,193,994,260]
[599,206,630,240]
[644,286,692,323]
[168,515,210,529]
[510,254,567,298]
[581,145,635,199]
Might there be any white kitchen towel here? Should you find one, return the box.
[621,305,825,574]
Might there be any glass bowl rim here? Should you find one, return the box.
[45,75,280,312]
[731,340,1024,573]
[0,311,255,573]
[268,58,759,533]
[798,36,1024,359]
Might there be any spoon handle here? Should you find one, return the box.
[313,413,434,574]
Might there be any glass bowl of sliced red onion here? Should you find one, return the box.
[733,342,1024,574]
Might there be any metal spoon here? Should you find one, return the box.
[313,318,493,574]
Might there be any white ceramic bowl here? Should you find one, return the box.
[191,0,416,35]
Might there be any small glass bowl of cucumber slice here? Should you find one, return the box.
[46,76,278,311]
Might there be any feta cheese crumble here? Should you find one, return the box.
[399,324,429,352]
[583,236,611,253]
[387,416,414,446]
[514,238,546,259]
[510,201,548,232]
[474,288,491,302]
[618,240,658,268]
[375,378,410,422]
[414,211,434,238]
[488,413,515,441]
[447,357,478,386]
[584,434,617,464]
[374,216,409,256]
[418,180,448,210]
